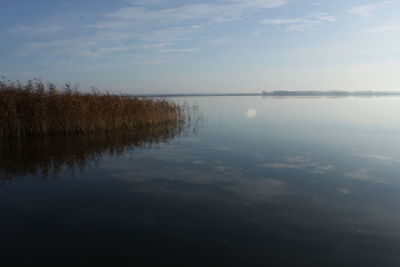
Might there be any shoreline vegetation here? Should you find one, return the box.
[0,78,202,181]
[0,79,195,139]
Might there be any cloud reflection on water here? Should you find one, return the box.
[108,150,288,205]
[260,155,335,175]
[345,169,387,184]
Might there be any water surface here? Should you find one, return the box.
[2,96,400,266]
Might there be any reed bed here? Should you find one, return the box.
[0,79,187,138]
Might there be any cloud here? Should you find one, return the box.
[136,26,196,42]
[351,151,400,163]
[261,12,335,31]
[111,156,287,205]
[261,163,307,169]
[107,0,286,23]
[312,165,335,174]
[16,0,286,62]
[159,48,199,53]
[260,155,335,174]
[11,0,286,64]
[11,23,64,35]
[345,169,387,184]
[124,0,163,5]
[228,0,287,9]
[355,24,400,35]
[348,1,394,17]
[338,188,351,195]
[348,5,377,17]
[225,178,286,202]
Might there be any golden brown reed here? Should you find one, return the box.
[0,79,187,138]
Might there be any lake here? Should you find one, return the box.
[2,96,400,266]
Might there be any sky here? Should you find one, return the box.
[1,0,400,93]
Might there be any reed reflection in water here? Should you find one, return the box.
[0,105,202,182]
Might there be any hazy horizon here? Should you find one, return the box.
[1,0,400,94]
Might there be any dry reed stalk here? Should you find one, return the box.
[0,79,189,138]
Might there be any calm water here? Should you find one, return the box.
[2,96,400,266]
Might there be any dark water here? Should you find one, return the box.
[2,96,400,266]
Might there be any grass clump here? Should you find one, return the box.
[0,79,187,138]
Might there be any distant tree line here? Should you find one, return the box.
[262,90,400,96]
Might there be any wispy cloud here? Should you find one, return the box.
[11,23,65,35]
[345,169,387,184]
[261,12,335,31]
[338,188,351,195]
[348,1,394,17]
[110,148,287,205]
[351,150,400,163]
[260,155,335,174]
[355,23,400,35]
[16,0,286,62]
[107,0,287,23]
[159,48,199,53]
[225,178,286,202]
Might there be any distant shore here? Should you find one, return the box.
[134,91,400,97]
[262,90,400,96]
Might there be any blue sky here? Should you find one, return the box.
[1,0,400,93]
